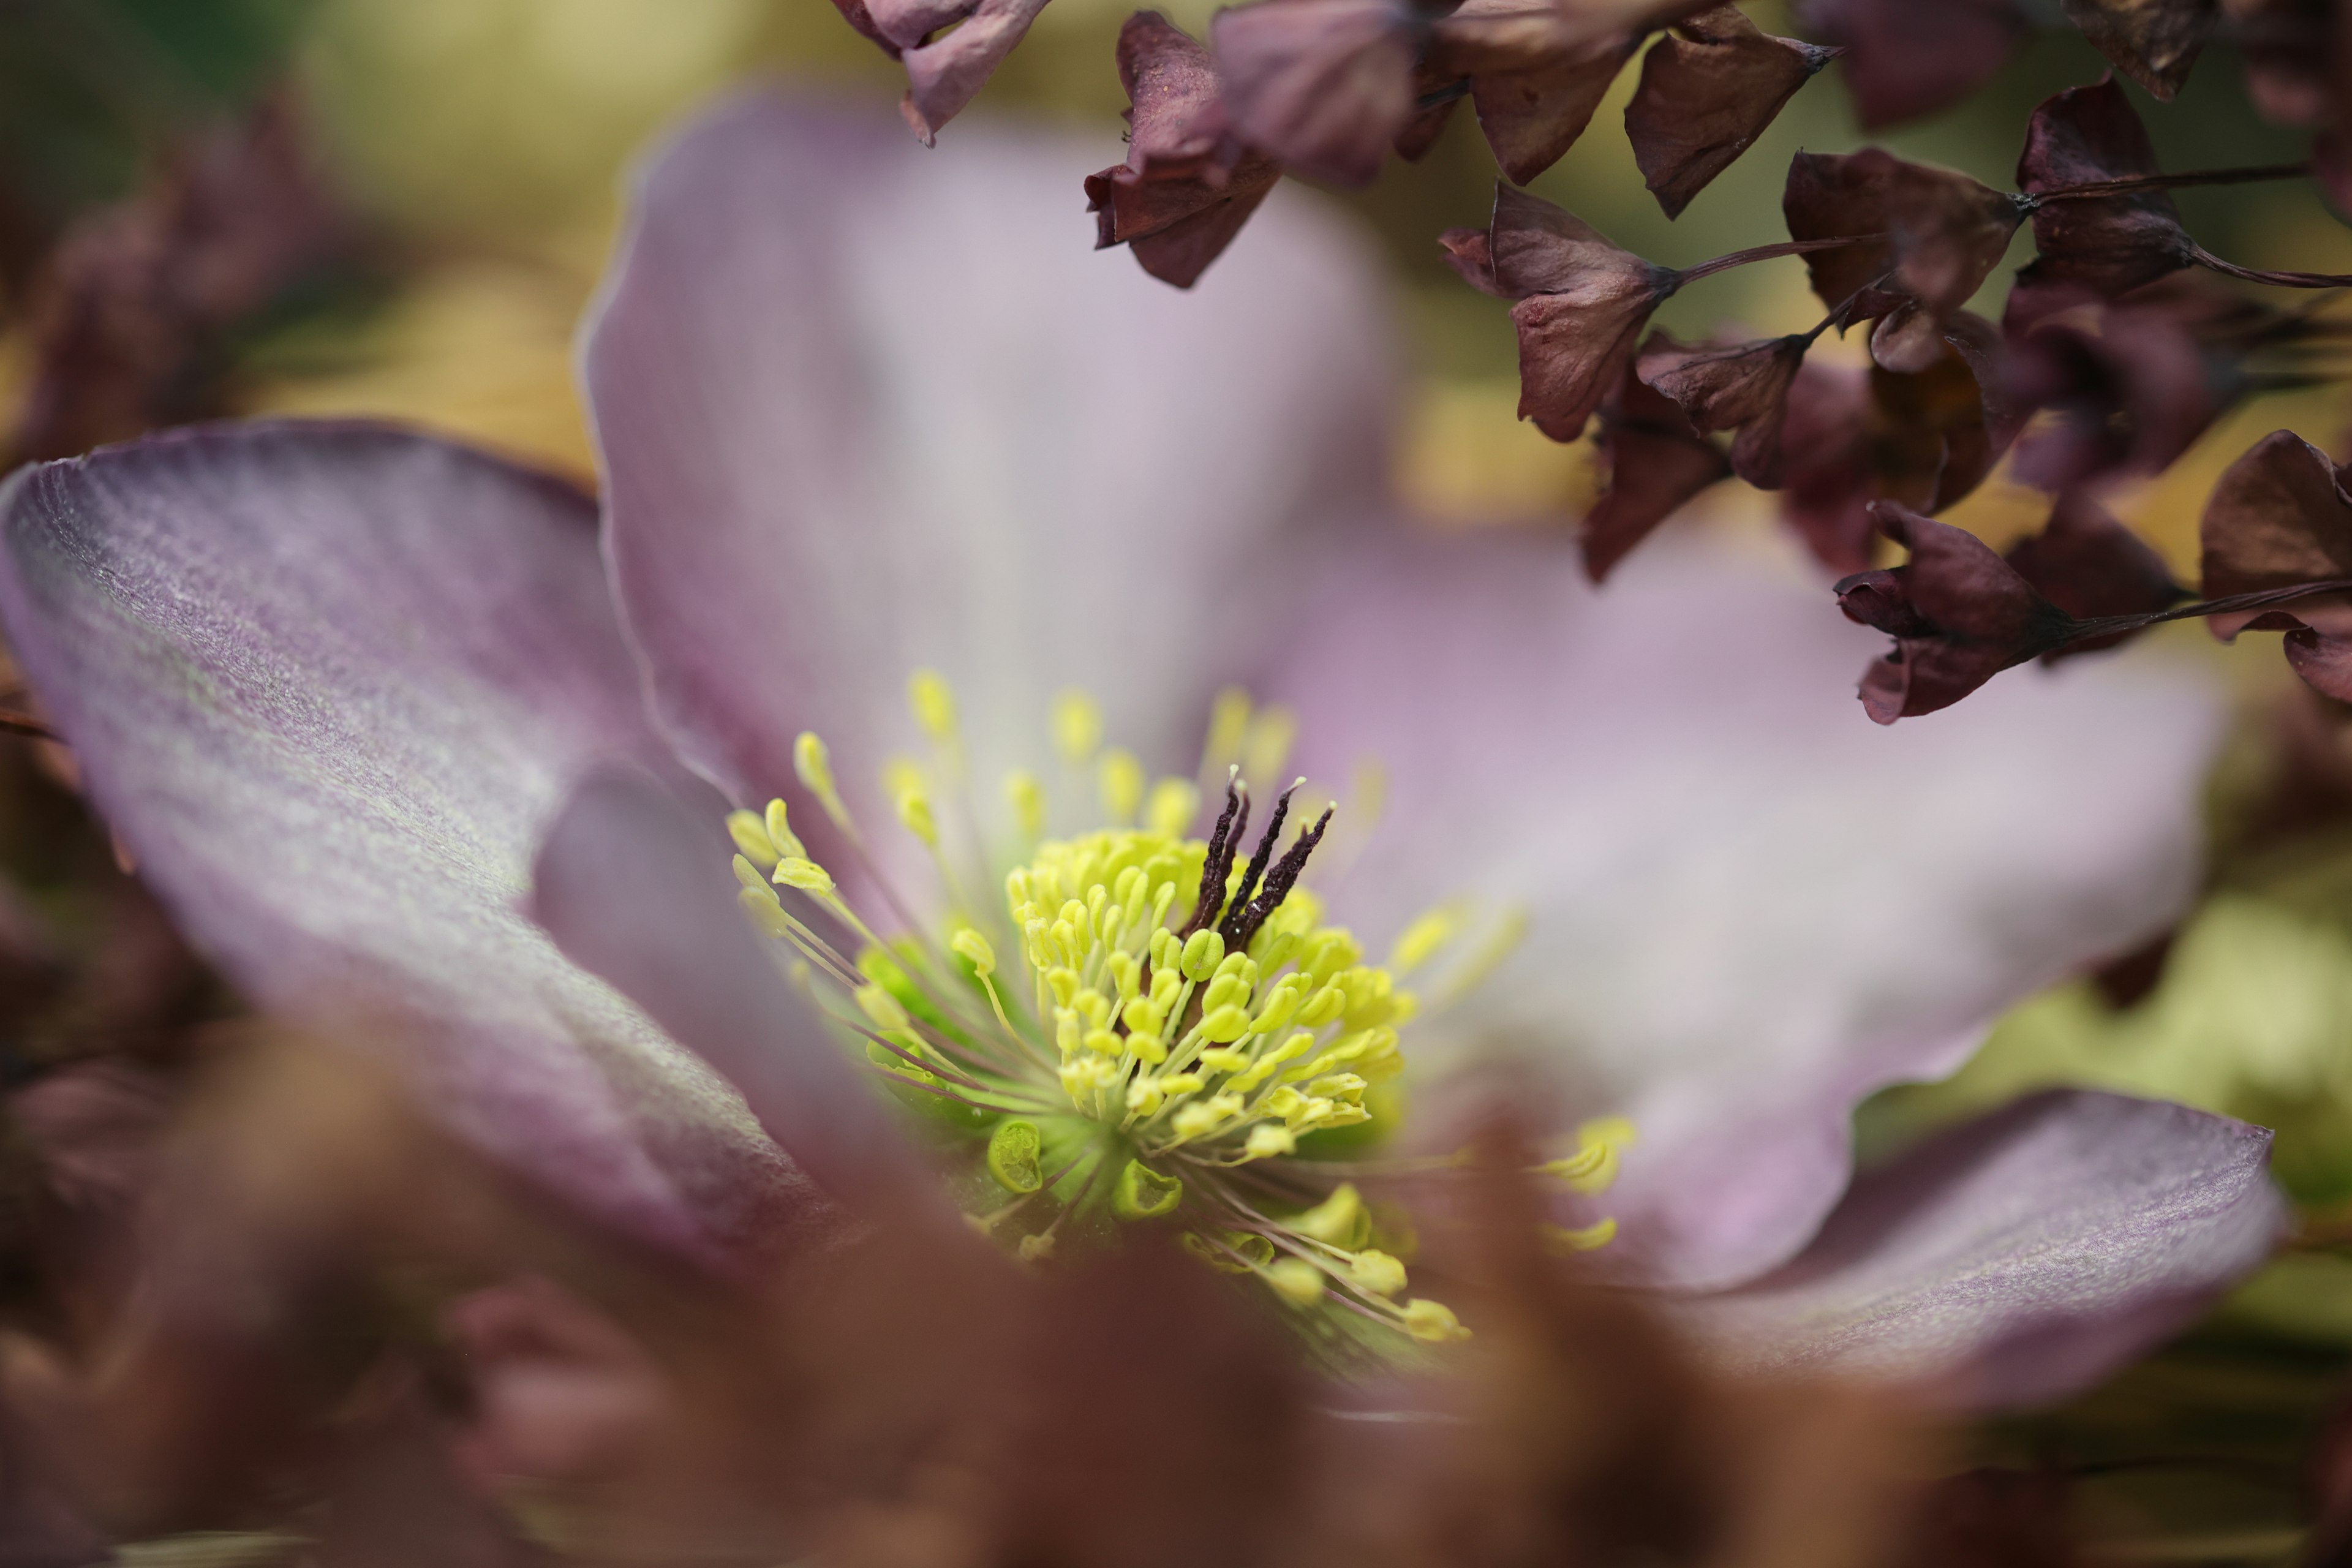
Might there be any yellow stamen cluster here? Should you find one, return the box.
[1005,828,1410,1165]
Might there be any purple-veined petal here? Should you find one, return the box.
[0,423,811,1259]
[1269,527,2225,1292]
[1676,1090,2285,1407]
[582,91,1396,856]
[530,768,959,1240]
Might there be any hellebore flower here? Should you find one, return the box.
[0,93,2283,1400]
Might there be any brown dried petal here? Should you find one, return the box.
[1487,179,1671,300]
[2005,490,2187,656]
[1838,502,2077,722]
[1468,32,1640,186]
[1795,0,2029,130]
[1635,328,1808,486]
[2016,78,2196,297]
[898,0,1054,143]
[1583,362,1733,580]
[1783,149,2020,372]
[1778,359,1879,573]
[1625,7,1838,219]
[2199,430,2352,699]
[2062,0,2217,99]
[2005,292,2219,491]
[1210,0,1419,187]
[1485,185,1678,440]
[1086,12,1283,288]
[1439,225,1504,294]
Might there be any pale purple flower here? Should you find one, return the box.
[0,92,2283,1404]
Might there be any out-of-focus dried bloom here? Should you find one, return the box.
[9,97,347,467]
[2062,0,2217,100]
[1784,149,2023,374]
[2004,285,2227,492]
[2200,429,2352,700]
[1837,503,2076,723]
[1414,3,1642,186]
[2005,490,2189,655]
[1087,12,1282,288]
[1581,359,1732,581]
[2225,0,2337,127]
[1625,7,1839,219]
[1208,0,1419,187]
[856,0,1055,144]
[1793,0,2029,130]
[1636,326,1812,487]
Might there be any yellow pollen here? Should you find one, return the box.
[908,668,958,742]
[1052,689,1103,766]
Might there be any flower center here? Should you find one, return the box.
[720,672,1626,1349]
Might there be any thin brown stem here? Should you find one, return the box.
[2028,162,2310,204]
[2190,244,2352,290]
[1672,234,1877,288]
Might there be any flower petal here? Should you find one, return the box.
[0,423,808,1257]
[1269,527,2225,1291]
[1677,1090,2285,1407]
[582,91,1396,836]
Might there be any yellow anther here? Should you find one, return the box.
[1243,707,1298,787]
[1294,983,1347,1028]
[1148,966,1182,1011]
[1245,1123,1296,1160]
[1308,1073,1368,1101]
[1106,951,1140,1000]
[1349,1249,1406,1297]
[1045,967,1079,1007]
[1545,1218,1619,1253]
[793,731,847,825]
[1265,1258,1325,1308]
[1253,979,1303,1033]
[1171,1103,1221,1139]
[737,886,793,939]
[1581,1115,1638,1150]
[1183,1230,1273,1273]
[1389,904,1465,973]
[907,669,958,742]
[731,854,768,891]
[1006,769,1046,841]
[1179,929,1226,981]
[774,858,835,895]
[1159,1073,1204,1095]
[763,799,804,860]
[1145,777,1199,837]
[1018,1232,1056,1262]
[1294,1183,1368,1248]
[1128,1077,1166,1114]
[1202,686,1252,771]
[1196,1048,1249,1074]
[1403,1298,1469,1343]
[726,810,780,869]
[1112,1159,1183,1220]
[1052,689,1103,766]
[1199,1005,1252,1044]
[1121,997,1165,1036]
[951,927,997,977]
[856,984,911,1032]
[1098,748,1145,825]
[1128,1031,1168,1065]
[894,785,938,846]
[1084,1028,1123,1057]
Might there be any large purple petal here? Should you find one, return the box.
[582,92,1396,842]
[1677,1090,2285,1407]
[0,423,810,1258]
[1270,528,2223,1291]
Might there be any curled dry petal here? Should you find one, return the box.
[2062,0,2217,100]
[1779,360,1879,572]
[1838,502,2077,722]
[2005,490,2188,655]
[2199,429,2352,698]
[1682,1090,2285,1406]
[1087,12,1283,288]
[1625,7,1839,219]
[899,0,1055,144]
[1436,10,1640,187]
[1783,149,2022,374]
[2016,78,2195,296]
[1210,0,1419,187]
[1793,0,2029,130]
[1635,327,1807,486]
[1581,360,1732,581]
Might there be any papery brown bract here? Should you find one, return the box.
[1779,359,1880,573]
[1087,12,1283,288]
[1794,0,2029,130]
[1636,327,1808,486]
[858,0,1054,142]
[2005,491,2188,655]
[1783,149,2022,374]
[1582,359,1733,581]
[1875,314,2022,513]
[2200,429,2352,699]
[1837,503,2078,722]
[1210,0,1421,187]
[1626,7,1839,219]
[2016,78,2196,297]
[2003,285,2226,492]
[2063,0,2216,99]
[1422,3,1643,186]
[1456,183,1678,440]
